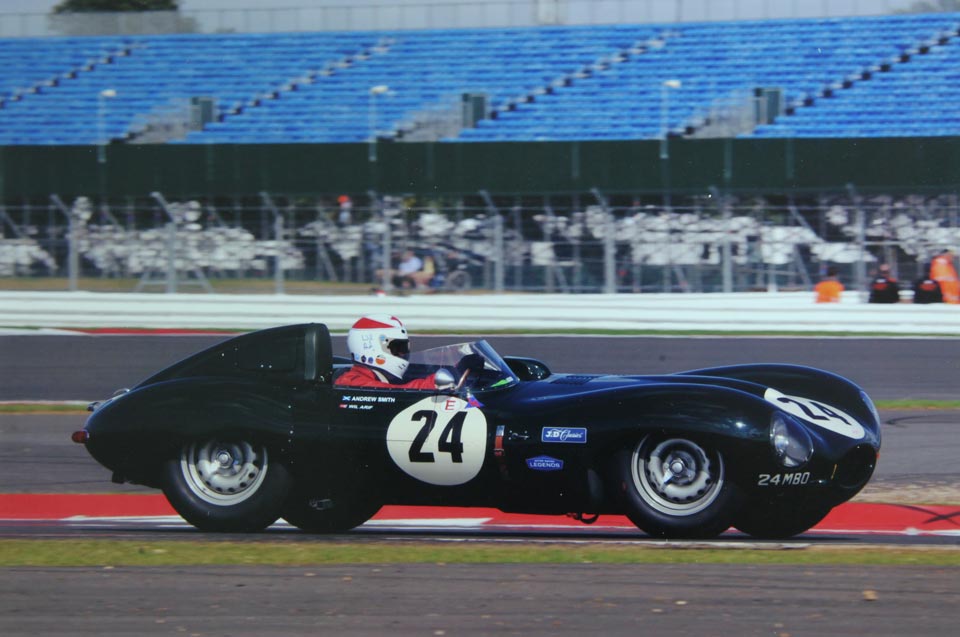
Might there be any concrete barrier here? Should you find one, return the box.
[1,290,958,335]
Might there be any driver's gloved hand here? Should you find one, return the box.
[456,353,485,374]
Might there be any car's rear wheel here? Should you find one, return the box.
[161,439,291,532]
[616,434,742,539]
[734,500,831,539]
[282,484,381,533]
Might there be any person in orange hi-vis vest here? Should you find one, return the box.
[930,249,959,304]
[814,266,844,303]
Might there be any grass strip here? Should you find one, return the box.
[0,403,89,414]
[0,539,957,568]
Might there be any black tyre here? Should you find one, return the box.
[161,439,291,532]
[282,484,381,533]
[734,501,831,539]
[616,434,743,539]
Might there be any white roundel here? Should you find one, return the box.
[386,396,487,485]
[764,388,865,439]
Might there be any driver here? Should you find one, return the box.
[336,315,435,389]
[335,314,484,389]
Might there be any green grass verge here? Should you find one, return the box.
[0,403,89,414]
[0,539,957,567]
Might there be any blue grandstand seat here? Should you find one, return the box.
[0,12,958,144]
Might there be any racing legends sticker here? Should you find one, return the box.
[526,455,564,471]
[386,396,487,485]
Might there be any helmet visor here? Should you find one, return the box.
[387,339,410,358]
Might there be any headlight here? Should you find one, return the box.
[770,413,814,468]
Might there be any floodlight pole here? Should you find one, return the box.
[659,79,681,160]
[368,85,389,162]
[96,88,116,165]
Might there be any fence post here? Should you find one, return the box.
[141,191,213,294]
[368,191,391,292]
[480,190,504,293]
[710,187,734,293]
[846,183,867,301]
[260,191,285,295]
[591,188,616,294]
[49,195,78,291]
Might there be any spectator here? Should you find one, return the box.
[868,264,900,304]
[930,248,959,304]
[391,250,424,289]
[913,273,943,304]
[408,254,437,289]
[375,250,424,290]
[814,266,844,303]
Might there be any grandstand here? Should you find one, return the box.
[0,7,958,295]
[0,12,959,144]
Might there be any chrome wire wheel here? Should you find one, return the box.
[179,440,268,506]
[630,436,725,517]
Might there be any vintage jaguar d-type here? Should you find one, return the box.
[74,323,881,539]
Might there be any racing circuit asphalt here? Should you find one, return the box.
[1,334,959,636]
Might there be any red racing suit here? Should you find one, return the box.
[334,364,436,390]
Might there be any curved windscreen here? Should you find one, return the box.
[406,340,518,391]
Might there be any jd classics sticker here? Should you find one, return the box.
[386,395,487,486]
[541,427,587,443]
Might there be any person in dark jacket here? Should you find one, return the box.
[868,264,901,304]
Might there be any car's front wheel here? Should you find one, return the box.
[616,434,743,538]
[161,439,291,532]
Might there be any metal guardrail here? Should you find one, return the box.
[1,289,958,334]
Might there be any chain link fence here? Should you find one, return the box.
[2,189,958,295]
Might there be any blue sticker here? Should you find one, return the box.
[526,455,564,471]
[541,427,587,443]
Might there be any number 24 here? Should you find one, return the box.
[408,410,466,463]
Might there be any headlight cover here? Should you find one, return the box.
[860,389,880,426]
[770,413,814,468]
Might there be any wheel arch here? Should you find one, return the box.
[84,378,295,488]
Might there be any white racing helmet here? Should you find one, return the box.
[346,314,411,380]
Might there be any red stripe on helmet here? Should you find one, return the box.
[352,317,396,330]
